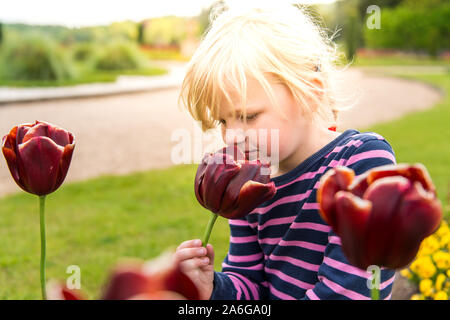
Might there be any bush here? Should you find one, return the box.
[364,4,450,56]
[94,41,147,71]
[72,42,95,62]
[0,34,76,81]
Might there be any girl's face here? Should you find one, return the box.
[218,77,314,173]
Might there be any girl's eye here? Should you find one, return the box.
[240,113,258,122]
[219,119,226,125]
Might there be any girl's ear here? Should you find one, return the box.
[311,77,325,101]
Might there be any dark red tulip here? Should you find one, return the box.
[48,253,200,300]
[317,163,442,270]
[2,120,75,196]
[194,144,277,219]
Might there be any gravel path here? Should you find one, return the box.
[0,67,443,197]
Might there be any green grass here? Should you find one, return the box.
[0,66,168,88]
[353,56,450,67]
[0,165,231,299]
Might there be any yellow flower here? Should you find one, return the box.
[432,251,450,270]
[420,279,434,297]
[435,273,446,291]
[411,293,424,300]
[436,221,449,238]
[440,234,450,247]
[400,269,412,279]
[434,291,448,300]
[410,256,437,279]
[417,235,440,257]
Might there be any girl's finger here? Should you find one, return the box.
[179,257,210,272]
[174,247,207,263]
[206,244,215,263]
[177,239,203,251]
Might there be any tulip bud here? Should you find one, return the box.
[2,120,75,196]
[194,144,276,220]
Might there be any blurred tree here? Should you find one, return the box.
[333,0,364,61]
[0,22,3,45]
[357,0,403,19]
[144,16,187,47]
[196,0,226,37]
[363,3,450,56]
[137,21,146,45]
[400,0,449,8]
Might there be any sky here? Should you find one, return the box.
[0,0,337,27]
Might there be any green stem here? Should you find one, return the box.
[371,267,380,300]
[39,195,47,300]
[202,212,218,247]
[371,286,379,300]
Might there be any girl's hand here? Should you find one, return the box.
[174,239,215,300]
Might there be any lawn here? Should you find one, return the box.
[0,61,448,299]
[0,164,231,299]
[353,55,450,67]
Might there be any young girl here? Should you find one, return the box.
[174,3,396,300]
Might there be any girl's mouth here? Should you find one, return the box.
[244,149,258,159]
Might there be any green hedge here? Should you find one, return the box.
[94,41,147,71]
[0,35,76,81]
[364,4,450,56]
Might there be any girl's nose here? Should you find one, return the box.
[224,127,246,145]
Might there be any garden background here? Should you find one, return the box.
[0,0,449,299]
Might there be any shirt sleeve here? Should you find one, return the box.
[303,138,397,300]
[210,218,267,300]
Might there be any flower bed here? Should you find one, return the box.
[401,220,450,300]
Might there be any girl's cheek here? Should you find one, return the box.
[260,127,284,159]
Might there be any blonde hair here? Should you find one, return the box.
[179,2,348,132]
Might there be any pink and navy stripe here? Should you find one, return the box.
[211,129,397,300]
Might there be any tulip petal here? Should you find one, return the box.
[194,153,212,206]
[348,173,370,198]
[200,153,240,212]
[17,136,64,195]
[219,162,264,214]
[129,291,187,300]
[162,264,200,300]
[247,160,272,184]
[2,133,25,190]
[55,142,75,191]
[222,180,276,219]
[334,191,372,269]
[363,176,412,267]
[221,143,246,162]
[366,163,435,193]
[102,264,151,300]
[16,123,33,146]
[22,122,49,144]
[46,281,85,300]
[47,122,72,147]
[317,167,355,233]
[383,181,442,269]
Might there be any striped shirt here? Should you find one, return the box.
[210,129,397,300]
